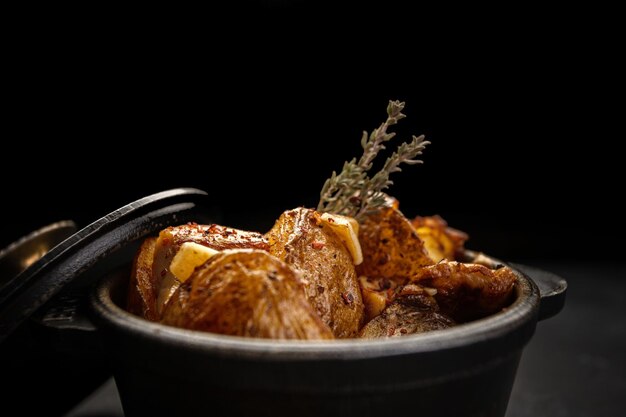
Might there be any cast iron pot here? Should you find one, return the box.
[0,189,566,417]
[91,260,564,417]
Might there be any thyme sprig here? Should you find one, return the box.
[317,100,430,221]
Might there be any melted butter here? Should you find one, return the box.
[320,213,363,265]
[170,242,220,282]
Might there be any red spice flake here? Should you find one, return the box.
[326,217,335,223]
[341,292,354,305]
[400,328,408,334]
[160,269,167,277]
[311,241,325,250]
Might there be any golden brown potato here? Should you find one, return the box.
[151,223,269,316]
[411,215,468,262]
[412,262,516,322]
[358,276,400,322]
[357,207,434,283]
[161,250,333,340]
[360,284,455,338]
[266,208,364,338]
[126,237,158,321]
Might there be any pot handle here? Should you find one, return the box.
[511,263,567,321]
[29,286,103,354]
[0,188,218,342]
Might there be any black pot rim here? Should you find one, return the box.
[91,262,540,362]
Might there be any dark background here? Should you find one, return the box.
[2,5,624,417]
[2,6,621,263]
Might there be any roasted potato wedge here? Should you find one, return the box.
[357,207,434,283]
[360,284,454,338]
[412,262,516,322]
[126,237,158,321]
[161,250,333,340]
[151,223,269,317]
[266,208,364,338]
[411,215,468,262]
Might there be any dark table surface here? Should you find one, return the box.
[64,261,625,417]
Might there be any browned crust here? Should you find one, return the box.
[126,237,158,321]
[157,223,269,252]
[152,223,269,317]
[411,262,516,322]
[357,207,434,283]
[161,250,334,340]
[266,208,364,338]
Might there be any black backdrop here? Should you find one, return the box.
[2,6,621,262]
[1,8,622,417]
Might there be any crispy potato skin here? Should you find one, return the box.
[411,215,468,262]
[266,208,364,338]
[357,207,434,283]
[162,250,333,340]
[152,223,269,316]
[360,284,455,338]
[126,237,158,321]
[412,262,516,322]
[129,205,512,340]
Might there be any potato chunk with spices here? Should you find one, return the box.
[412,262,516,322]
[266,208,364,338]
[357,207,434,284]
[126,237,158,321]
[360,284,454,338]
[152,223,269,317]
[411,215,468,262]
[161,250,333,340]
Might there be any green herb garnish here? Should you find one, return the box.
[317,100,429,221]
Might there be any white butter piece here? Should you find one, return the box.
[320,212,363,265]
[170,242,220,282]
[424,287,438,296]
